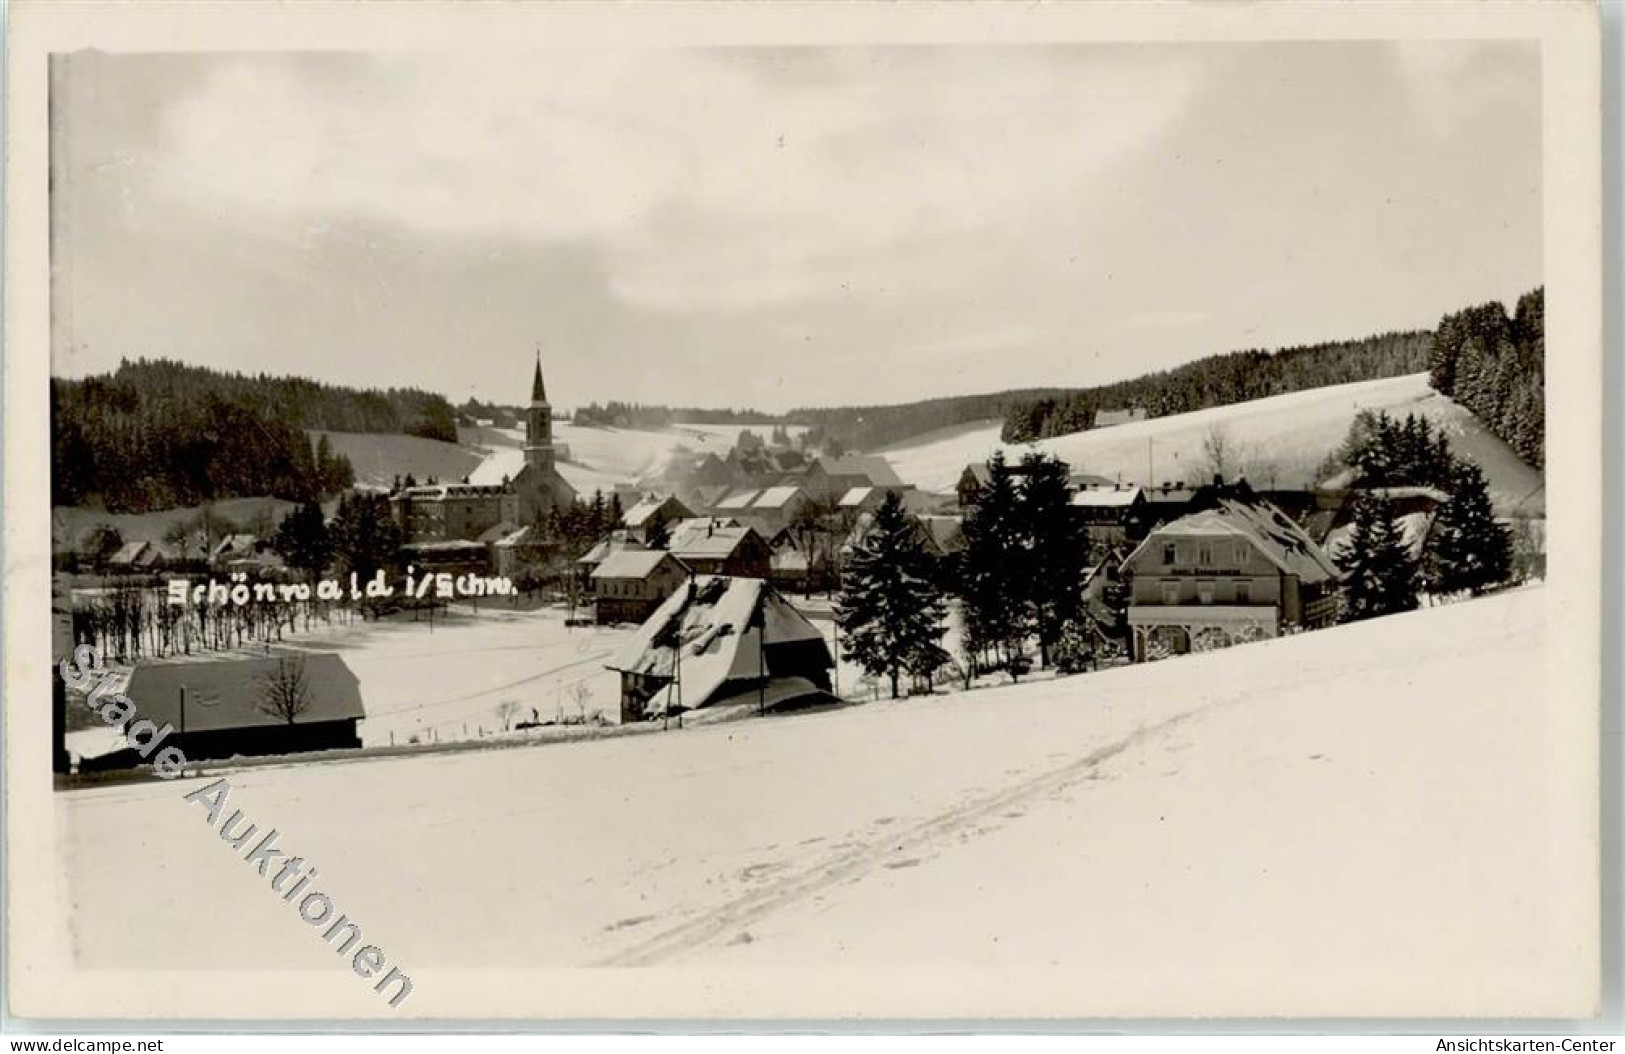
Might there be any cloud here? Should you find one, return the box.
[152,48,1205,313]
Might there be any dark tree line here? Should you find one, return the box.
[1427,287,1544,469]
[572,401,783,429]
[1001,330,1432,443]
[52,358,455,511]
[544,491,625,560]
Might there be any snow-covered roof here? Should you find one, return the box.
[211,534,258,558]
[668,523,763,560]
[577,531,644,566]
[1354,485,1452,504]
[493,525,540,547]
[476,521,520,544]
[752,485,804,510]
[125,653,364,733]
[1137,497,1342,585]
[916,515,966,555]
[1070,487,1142,508]
[624,494,688,528]
[606,576,829,708]
[716,489,761,510]
[592,549,685,581]
[838,486,875,507]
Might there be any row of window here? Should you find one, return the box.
[1161,540,1252,568]
[1160,580,1255,606]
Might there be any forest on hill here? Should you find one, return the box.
[998,331,1432,443]
[1427,287,1544,469]
[52,358,458,512]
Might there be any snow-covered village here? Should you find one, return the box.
[24,33,1597,1023]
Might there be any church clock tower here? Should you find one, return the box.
[525,350,557,474]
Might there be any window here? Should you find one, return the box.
[1162,543,1177,566]
[1197,580,1215,605]
[1198,543,1213,566]
[1234,542,1249,566]
[1161,582,1180,605]
[1236,581,1252,603]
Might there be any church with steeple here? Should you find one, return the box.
[509,351,577,522]
[388,352,577,548]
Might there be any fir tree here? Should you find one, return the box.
[1425,461,1511,596]
[328,493,403,589]
[1338,495,1418,622]
[836,491,949,699]
[956,452,1032,680]
[271,500,333,581]
[1015,453,1090,667]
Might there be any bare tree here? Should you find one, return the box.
[256,656,311,724]
[495,699,520,731]
[1196,423,1238,483]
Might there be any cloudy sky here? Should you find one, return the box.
[50,42,1541,412]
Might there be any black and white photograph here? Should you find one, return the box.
[3,0,1608,1032]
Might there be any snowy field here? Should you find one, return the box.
[272,605,637,745]
[880,373,1545,516]
[52,584,1592,1016]
[469,420,808,493]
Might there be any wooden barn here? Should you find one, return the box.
[606,576,837,722]
[87,654,366,768]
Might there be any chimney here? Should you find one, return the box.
[1213,474,1224,488]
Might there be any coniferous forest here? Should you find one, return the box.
[999,331,1432,443]
[1427,287,1545,469]
[52,358,458,512]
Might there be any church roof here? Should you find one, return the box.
[532,353,548,403]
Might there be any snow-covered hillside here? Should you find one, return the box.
[881,373,1544,516]
[54,585,1591,1017]
[468,420,807,493]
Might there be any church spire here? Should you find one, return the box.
[531,347,548,404]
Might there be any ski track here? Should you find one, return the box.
[594,687,1252,966]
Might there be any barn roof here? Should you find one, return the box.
[606,576,831,709]
[123,653,365,734]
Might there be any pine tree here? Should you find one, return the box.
[329,493,404,588]
[1015,453,1090,667]
[836,491,949,699]
[271,501,332,581]
[1425,461,1511,596]
[1338,495,1418,622]
[956,452,1032,680]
